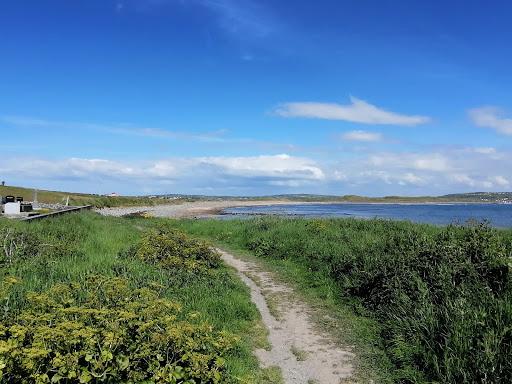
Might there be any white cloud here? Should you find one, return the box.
[0,154,323,191]
[492,175,510,187]
[369,153,450,172]
[331,147,512,192]
[341,130,383,142]
[274,96,431,126]
[201,0,276,38]
[0,115,271,146]
[469,106,512,135]
[357,170,427,186]
[451,174,477,187]
[198,154,325,180]
[473,147,497,155]
[2,148,511,195]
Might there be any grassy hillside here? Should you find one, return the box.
[0,212,278,383]
[2,185,511,208]
[169,217,512,383]
[0,185,174,208]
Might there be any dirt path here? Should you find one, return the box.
[218,249,354,384]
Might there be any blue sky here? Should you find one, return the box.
[1,0,512,196]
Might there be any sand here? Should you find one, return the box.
[95,199,307,218]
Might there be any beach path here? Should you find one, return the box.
[218,248,355,384]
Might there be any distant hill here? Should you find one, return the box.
[2,185,511,207]
[440,192,512,203]
[159,192,512,204]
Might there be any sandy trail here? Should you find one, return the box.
[218,249,354,384]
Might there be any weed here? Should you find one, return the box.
[290,345,308,361]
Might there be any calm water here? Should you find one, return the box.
[222,203,512,228]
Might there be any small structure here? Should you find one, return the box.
[1,196,33,216]
[4,202,21,215]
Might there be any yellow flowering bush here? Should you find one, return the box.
[0,276,237,383]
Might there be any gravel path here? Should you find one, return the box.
[218,249,354,384]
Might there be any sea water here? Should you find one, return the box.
[221,203,512,228]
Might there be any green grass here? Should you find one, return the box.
[0,212,271,382]
[290,345,308,362]
[0,185,174,207]
[3,211,510,382]
[166,216,512,384]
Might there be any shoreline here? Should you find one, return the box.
[96,199,510,219]
[96,200,315,218]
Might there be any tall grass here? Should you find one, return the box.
[169,217,512,383]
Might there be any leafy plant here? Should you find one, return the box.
[0,276,237,383]
[125,228,221,273]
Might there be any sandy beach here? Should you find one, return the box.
[95,199,308,218]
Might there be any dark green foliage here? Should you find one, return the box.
[170,217,512,383]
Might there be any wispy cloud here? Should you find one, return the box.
[200,0,277,38]
[341,130,383,142]
[110,126,232,143]
[274,96,431,126]
[1,115,298,153]
[125,0,278,39]
[368,152,451,172]
[468,106,512,135]
[1,115,232,144]
[1,115,104,130]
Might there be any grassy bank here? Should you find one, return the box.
[0,212,274,383]
[0,185,174,208]
[168,217,512,383]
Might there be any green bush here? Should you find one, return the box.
[0,276,237,383]
[125,228,221,273]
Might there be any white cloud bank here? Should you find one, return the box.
[0,154,324,194]
[469,106,512,135]
[274,96,430,126]
[2,147,511,195]
[333,147,511,191]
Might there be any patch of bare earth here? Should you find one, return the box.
[218,249,354,384]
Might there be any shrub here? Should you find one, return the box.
[126,228,221,273]
[0,276,237,383]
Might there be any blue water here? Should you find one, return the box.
[222,203,512,228]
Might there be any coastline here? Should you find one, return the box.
[96,199,509,219]
[96,199,315,218]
